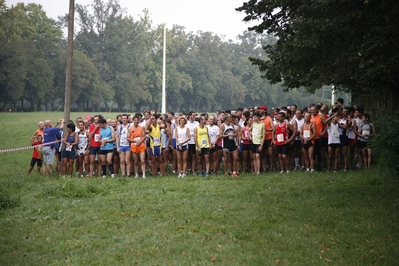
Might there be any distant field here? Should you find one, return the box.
[0,112,398,265]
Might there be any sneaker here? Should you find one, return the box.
[256,172,260,175]
[135,174,138,178]
[343,168,347,172]
[310,169,314,173]
[178,173,182,178]
[182,173,186,178]
[102,175,106,178]
[142,175,146,179]
[280,170,284,174]
[287,170,290,174]
[306,168,310,172]
[333,169,336,173]
[205,172,209,178]
[199,172,203,177]
[111,174,115,178]
[231,171,238,177]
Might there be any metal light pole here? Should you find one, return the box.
[63,0,75,125]
[161,24,166,114]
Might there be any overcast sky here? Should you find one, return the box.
[6,0,259,41]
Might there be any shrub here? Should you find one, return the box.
[372,111,399,176]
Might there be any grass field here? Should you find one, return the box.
[1,112,399,265]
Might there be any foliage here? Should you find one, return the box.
[236,0,399,99]
[372,111,399,175]
[0,0,329,113]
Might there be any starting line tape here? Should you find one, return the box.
[0,140,61,153]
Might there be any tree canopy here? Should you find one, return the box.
[1,0,329,112]
[237,0,399,102]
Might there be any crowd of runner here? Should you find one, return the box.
[28,99,376,177]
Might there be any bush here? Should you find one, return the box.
[372,111,399,176]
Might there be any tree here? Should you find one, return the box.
[237,0,399,108]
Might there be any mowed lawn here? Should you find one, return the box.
[0,112,398,265]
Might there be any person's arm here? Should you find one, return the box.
[236,126,242,145]
[353,120,361,137]
[31,131,38,142]
[167,127,172,147]
[59,119,64,130]
[261,124,266,146]
[310,123,317,141]
[267,118,275,133]
[339,118,348,130]
[73,133,79,146]
[87,124,99,138]
[194,127,201,151]
[146,117,153,131]
[286,123,296,144]
[115,130,120,150]
[109,127,115,142]
[271,125,276,145]
[291,120,298,139]
[219,124,225,138]
[184,127,191,144]
[369,123,377,137]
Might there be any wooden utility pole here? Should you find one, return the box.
[63,0,75,126]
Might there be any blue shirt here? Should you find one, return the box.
[43,127,61,146]
[100,126,114,150]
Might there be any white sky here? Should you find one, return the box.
[6,0,259,41]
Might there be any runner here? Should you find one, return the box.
[249,111,265,175]
[175,116,190,177]
[99,118,116,178]
[324,110,341,172]
[146,114,165,176]
[186,111,199,174]
[207,115,220,174]
[294,109,304,170]
[359,113,376,168]
[129,115,147,178]
[87,115,102,177]
[220,113,238,176]
[300,112,316,172]
[76,121,90,177]
[194,116,211,177]
[117,114,131,177]
[241,117,253,173]
[273,112,295,173]
[42,119,64,176]
[27,135,43,174]
[61,123,78,177]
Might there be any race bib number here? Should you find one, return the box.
[277,134,284,142]
[201,139,208,147]
[66,145,72,152]
[120,136,129,146]
[363,130,370,136]
[153,137,160,146]
[94,134,100,142]
[134,137,141,146]
[304,130,310,138]
[252,127,259,137]
[333,130,339,137]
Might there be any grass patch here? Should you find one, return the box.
[0,112,399,264]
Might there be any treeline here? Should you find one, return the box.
[0,0,325,113]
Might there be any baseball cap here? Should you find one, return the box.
[259,106,267,111]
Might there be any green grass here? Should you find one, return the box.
[1,112,399,265]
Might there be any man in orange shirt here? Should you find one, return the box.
[259,106,275,172]
[310,104,326,171]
